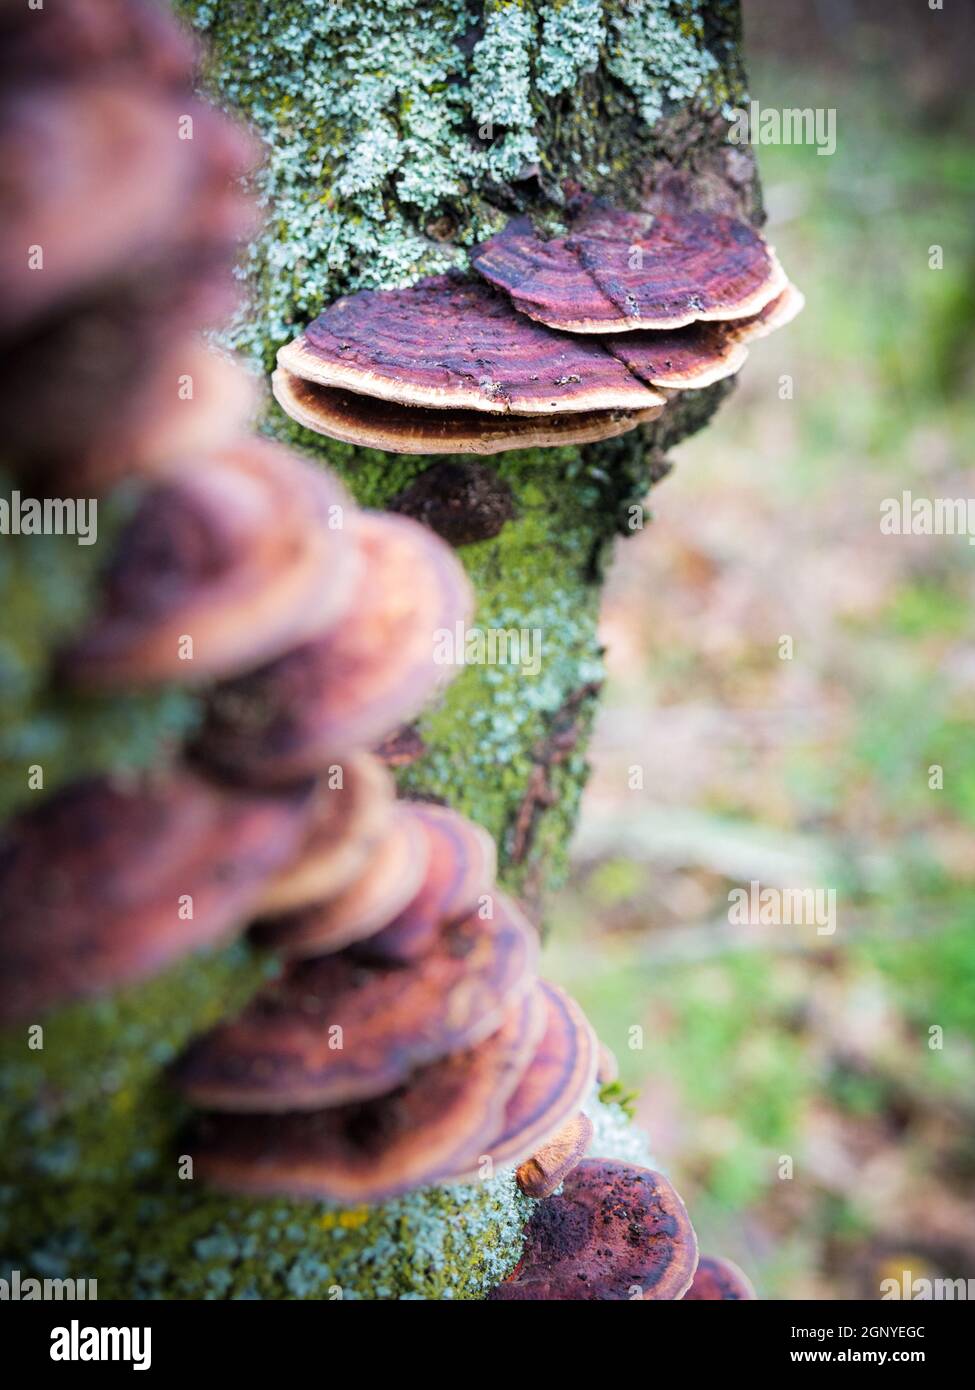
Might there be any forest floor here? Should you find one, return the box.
[546,64,975,1299]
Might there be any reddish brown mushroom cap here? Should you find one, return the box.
[277,274,664,416]
[0,0,198,91]
[171,891,538,1110]
[0,78,260,339]
[471,210,786,333]
[683,1254,757,1301]
[253,804,431,958]
[0,771,312,1023]
[63,439,360,687]
[731,281,806,343]
[469,216,623,337]
[272,368,663,455]
[255,754,395,916]
[116,343,258,475]
[0,82,193,335]
[357,803,497,965]
[196,511,473,785]
[440,980,597,1183]
[515,1112,594,1199]
[187,987,546,1204]
[602,320,749,390]
[489,1159,698,1301]
[604,280,804,389]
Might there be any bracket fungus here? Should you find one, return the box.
[489,1159,699,1300]
[471,207,787,334]
[255,754,395,917]
[0,771,311,1024]
[683,1255,757,1301]
[272,271,666,453]
[253,804,432,959]
[186,988,546,1204]
[441,980,598,1185]
[196,511,472,784]
[171,893,538,1111]
[272,369,663,456]
[601,280,805,390]
[274,206,800,457]
[278,274,664,416]
[359,803,498,965]
[64,439,360,687]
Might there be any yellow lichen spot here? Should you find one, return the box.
[314,1206,370,1232]
[337,1206,371,1230]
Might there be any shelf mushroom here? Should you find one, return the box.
[171,894,538,1110]
[253,804,432,958]
[272,272,665,453]
[272,370,663,456]
[358,803,497,964]
[470,207,787,333]
[489,1158,699,1300]
[602,281,805,390]
[255,754,396,917]
[185,988,546,1204]
[439,981,598,1190]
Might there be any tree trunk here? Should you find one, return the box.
[0,0,760,1299]
[185,0,760,914]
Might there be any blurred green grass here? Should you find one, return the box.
[544,64,975,1299]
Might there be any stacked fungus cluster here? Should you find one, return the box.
[0,0,766,1300]
[273,201,802,456]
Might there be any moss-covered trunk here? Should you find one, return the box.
[0,0,759,1299]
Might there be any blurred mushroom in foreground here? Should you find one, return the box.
[171,894,539,1110]
[195,511,473,784]
[358,803,497,965]
[62,441,360,687]
[683,1255,758,1301]
[0,770,312,1023]
[185,989,546,1204]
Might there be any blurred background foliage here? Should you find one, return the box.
[545,0,975,1298]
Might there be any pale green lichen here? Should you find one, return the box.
[536,0,606,96]
[469,2,540,176]
[607,1,719,128]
